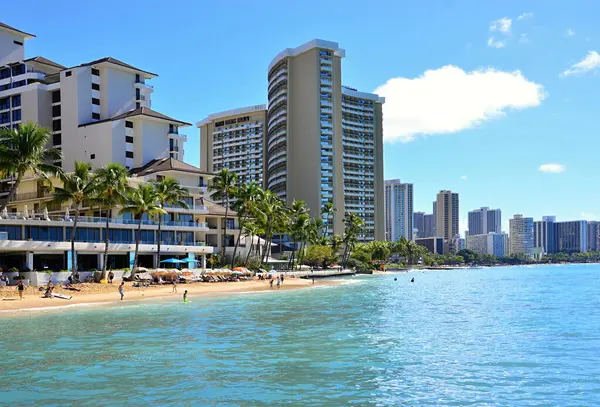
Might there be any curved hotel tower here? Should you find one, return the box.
[200,39,385,241]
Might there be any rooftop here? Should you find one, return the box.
[268,39,345,72]
[79,107,192,128]
[196,104,267,127]
[24,56,66,70]
[76,57,157,77]
[129,157,214,177]
[0,21,35,39]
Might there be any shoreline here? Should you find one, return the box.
[0,278,341,314]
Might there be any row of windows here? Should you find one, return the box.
[0,95,20,110]
[0,64,25,79]
[0,80,25,91]
[0,110,19,124]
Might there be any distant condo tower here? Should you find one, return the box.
[384,180,414,241]
[509,214,534,256]
[468,207,502,235]
[435,190,459,252]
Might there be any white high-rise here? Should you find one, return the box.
[509,214,534,256]
[384,180,413,241]
[468,207,501,235]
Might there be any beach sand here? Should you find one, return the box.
[0,277,336,312]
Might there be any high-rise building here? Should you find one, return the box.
[415,237,444,254]
[197,105,267,187]
[423,213,435,238]
[466,233,509,258]
[555,221,588,253]
[509,214,534,256]
[413,212,425,238]
[468,207,502,235]
[432,201,437,236]
[534,216,556,254]
[384,180,413,241]
[435,190,459,252]
[587,221,599,252]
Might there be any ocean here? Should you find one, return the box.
[1,264,599,406]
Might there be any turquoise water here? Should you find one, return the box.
[1,264,599,406]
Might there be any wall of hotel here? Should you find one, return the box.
[76,121,115,169]
[59,68,84,172]
[102,67,136,117]
[286,48,325,225]
[138,120,170,167]
[373,102,385,241]
[0,30,25,66]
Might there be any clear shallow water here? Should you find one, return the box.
[1,264,599,406]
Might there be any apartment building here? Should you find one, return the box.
[435,190,459,252]
[199,39,385,241]
[534,216,556,255]
[468,207,501,235]
[415,237,444,254]
[384,179,413,241]
[587,221,599,252]
[555,220,588,253]
[466,233,509,258]
[509,214,534,256]
[0,21,239,271]
[413,212,424,238]
[197,105,267,187]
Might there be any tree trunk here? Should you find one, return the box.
[0,175,22,213]
[70,206,80,272]
[156,209,163,269]
[341,242,350,269]
[288,237,297,271]
[245,234,253,266]
[261,225,271,265]
[102,207,110,279]
[133,216,143,272]
[222,193,228,263]
[231,213,246,269]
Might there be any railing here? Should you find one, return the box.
[10,190,52,201]
[0,214,208,228]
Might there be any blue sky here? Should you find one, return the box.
[4,0,600,232]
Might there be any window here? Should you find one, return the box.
[0,112,9,125]
[65,71,72,77]
[0,97,8,110]
[12,109,21,122]
[92,83,100,91]
[52,119,61,132]
[25,226,63,242]
[126,151,134,158]
[125,121,133,128]
[53,133,61,145]
[179,214,193,224]
[135,102,140,109]
[92,98,100,105]
[52,91,61,103]
[125,136,133,143]
[0,68,9,79]
[90,154,95,159]
[135,88,140,99]
[135,74,140,83]
[52,105,61,117]
[13,40,23,46]
[108,229,132,244]
[11,64,25,76]
[92,112,100,120]
[12,95,21,108]
[0,225,22,240]
[91,68,100,76]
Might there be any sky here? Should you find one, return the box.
[4,0,600,233]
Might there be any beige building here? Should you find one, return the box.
[197,105,267,187]
[265,39,384,241]
[435,190,459,252]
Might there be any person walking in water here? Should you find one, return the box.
[17,280,24,300]
[183,290,188,303]
[119,282,125,300]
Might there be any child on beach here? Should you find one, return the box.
[183,290,188,303]
[119,282,125,300]
[17,280,24,300]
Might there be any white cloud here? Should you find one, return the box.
[374,66,546,142]
[538,164,566,173]
[490,17,512,34]
[566,28,575,37]
[460,175,468,180]
[519,33,531,44]
[581,212,598,221]
[517,12,534,20]
[561,51,600,77]
[487,37,506,48]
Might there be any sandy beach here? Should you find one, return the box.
[0,277,337,312]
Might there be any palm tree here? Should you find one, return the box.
[153,177,189,268]
[93,163,130,277]
[255,190,286,264]
[120,184,166,272]
[230,182,260,268]
[329,234,344,262]
[320,201,336,237]
[243,219,261,266]
[341,212,364,268]
[51,161,96,272]
[208,169,238,259]
[0,123,62,212]
[287,200,310,270]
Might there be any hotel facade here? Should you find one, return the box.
[198,39,385,241]
[0,21,238,272]
[384,179,413,241]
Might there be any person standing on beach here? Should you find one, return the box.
[108,271,114,284]
[172,278,178,293]
[17,280,24,300]
[280,274,284,285]
[119,282,125,300]
[276,276,281,289]
[270,278,274,288]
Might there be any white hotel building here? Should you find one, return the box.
[0,21,238,272]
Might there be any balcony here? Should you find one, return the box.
[134,81,154,90]
[168,132,187,141]
[10,190,52,202]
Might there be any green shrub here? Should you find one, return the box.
[8,267,18,273]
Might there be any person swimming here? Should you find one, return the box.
[410,277,414,283]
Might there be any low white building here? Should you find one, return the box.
[466,232,509,258]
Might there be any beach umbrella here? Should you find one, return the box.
[160,258,186,264]
[43,207,49,220]
[231,271,244,275]
[180,257,200,263]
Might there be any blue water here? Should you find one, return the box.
[1,264,599,406]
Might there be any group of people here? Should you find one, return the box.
[268,274,284,289]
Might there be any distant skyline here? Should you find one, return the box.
[3,0,600,232]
